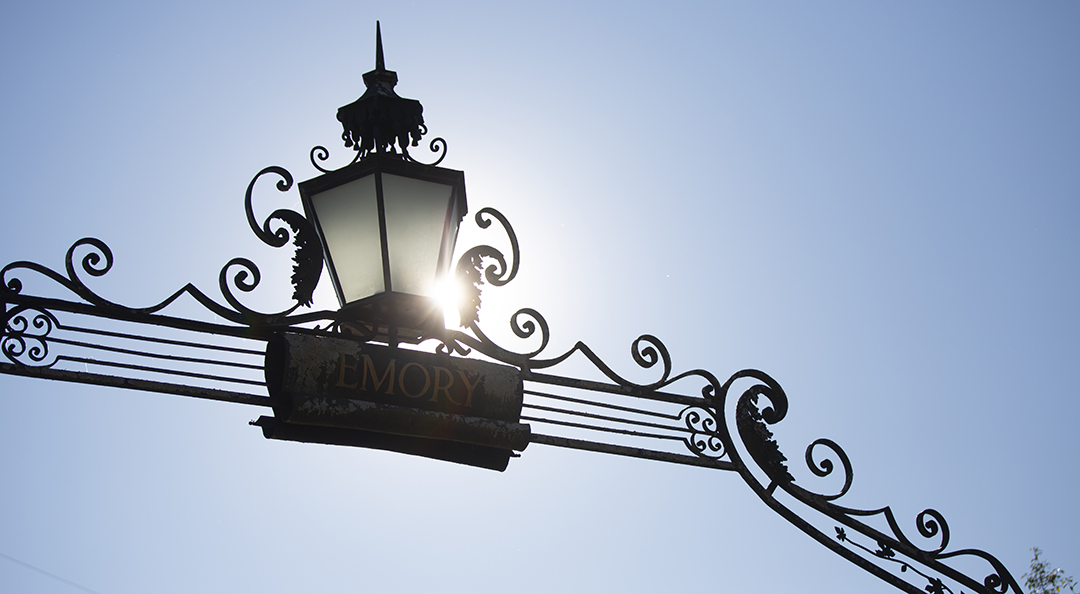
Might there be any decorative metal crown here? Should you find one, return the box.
[337,22,426,159]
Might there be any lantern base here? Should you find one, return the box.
[339,292,444,343]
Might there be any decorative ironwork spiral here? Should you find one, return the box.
[803,438,853,500]
[909,509,949,555]
[243,166,323,309]
[628,335,672,389]
[461,307,551,363]
[404,134,447,167]
[66,237,112,279]
[681,406,725,458]
[63,238,116,305]
[455,207,521,327]
[509,308,549,356]
[735,389,794,485]
[1,237,131,312]
[309,145,363,174]
[2,307,57,366]
[456,209,519,284]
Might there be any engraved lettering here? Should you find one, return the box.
[456,370,481,408]
[432,366,458,404]
[361,355,396,395]
[335,351,359,389]
[399,362,431,399]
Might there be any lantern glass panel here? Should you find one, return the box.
[382,173,456,297]
[308,174,385,303]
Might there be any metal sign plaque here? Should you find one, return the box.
[259,333,528,470]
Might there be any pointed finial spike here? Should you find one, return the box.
[375,21,385,70]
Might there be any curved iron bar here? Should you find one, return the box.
[804,438,854,501]
[243,166,324,307]
[309,145,363,174]
[455,308,550,363]
[403,128,448,167]
[454,207,521,327]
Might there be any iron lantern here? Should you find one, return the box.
[298,23,467,339]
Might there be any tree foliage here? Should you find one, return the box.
[1024,548,1077,594]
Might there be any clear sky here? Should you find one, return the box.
[1,2,1078,593]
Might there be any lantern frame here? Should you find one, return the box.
[298,152,467,340]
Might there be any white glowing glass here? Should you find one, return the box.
[307,174,384,303]
[299,156,466,333]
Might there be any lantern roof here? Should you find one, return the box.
[337,22,426,159]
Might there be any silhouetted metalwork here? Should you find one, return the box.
[0,187,1023,594]
[331,21,447,167]
[0,22,1023,594]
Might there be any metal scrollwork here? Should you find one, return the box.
[524,334,677,389]
[312,137,448,171]
[309,145,362,174]
[3,237,132,313]
[735,383,795,486]
[334,24,449,167]
[458,307,550,364]
[454,207,521,328]
[243,166,324,308]
[403,130,448,167]
[803,438,853,501]
[0,164,338,338]
[705,368,1022,594]
[7,26,1023,592]
[681,406,725,458]
[436,210,1022,592]
[0,138,1023,594]
[2,307,57,366]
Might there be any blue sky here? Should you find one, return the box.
[1,2,1078,593]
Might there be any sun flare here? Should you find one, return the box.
[433,275,463,329]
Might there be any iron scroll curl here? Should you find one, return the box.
[1,306,57,367]
[454,207,521,329]
[309,145,363,174]
[243,166,324,308]
[408,135,448,167]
